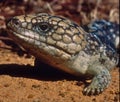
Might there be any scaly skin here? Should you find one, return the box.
[6,13,119,95]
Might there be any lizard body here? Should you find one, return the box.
[6,13,119,95]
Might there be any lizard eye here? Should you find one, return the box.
[39,23,49,31]
[33,22,51,34]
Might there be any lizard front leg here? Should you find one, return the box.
[83,62,111,95]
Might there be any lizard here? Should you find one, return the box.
[6,13,119,95]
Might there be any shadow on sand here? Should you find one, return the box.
[0,64,83,81]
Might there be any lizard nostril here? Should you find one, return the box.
[6,18,20,25]
[12,18,20,26]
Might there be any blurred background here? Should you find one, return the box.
[0,0,119,27]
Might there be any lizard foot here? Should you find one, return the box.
[83,68,111,95]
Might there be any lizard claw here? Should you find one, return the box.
[83,86,103,95]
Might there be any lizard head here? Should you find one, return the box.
[6,13,87,60]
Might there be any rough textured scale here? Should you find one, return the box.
[6,13,119,95]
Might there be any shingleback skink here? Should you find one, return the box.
[6,13,119,95]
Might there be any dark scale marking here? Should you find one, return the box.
[83,20,119,63]
[88,20,119,47]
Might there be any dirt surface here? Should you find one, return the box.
[0,0,119,102]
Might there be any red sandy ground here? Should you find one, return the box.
[0,48,119,102]
[0,0,119,102]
